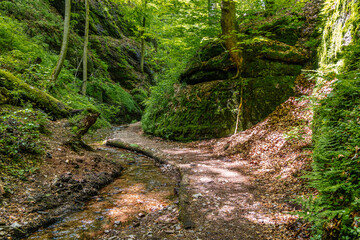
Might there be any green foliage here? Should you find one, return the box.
[131,88,148,110]
[0,106,47,176]
[0,0,142,128]
[301,66,360,239]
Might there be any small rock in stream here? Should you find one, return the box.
[10,222,21,229]
[165,229,175,234]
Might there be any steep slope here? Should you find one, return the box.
[0,0,153,125]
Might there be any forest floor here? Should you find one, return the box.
[0,80,315,240]
[101,93,315,240]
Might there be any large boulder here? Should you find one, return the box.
[180,37,307,85]
[144,37,309,141]
[143,76,295,141]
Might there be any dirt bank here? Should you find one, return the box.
[0,120,123,239]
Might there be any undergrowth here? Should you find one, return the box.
[300,43,360,239]
[0,106,47,177]
[0,0,141,129]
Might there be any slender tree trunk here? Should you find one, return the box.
[140,16,146,73]
[208,0,216,25]
[234,79,243,134]
[51,0,71,83]
[140,0,147,73]
[221,0,242,78]
[265,0,275,16]
[82,0,90,95]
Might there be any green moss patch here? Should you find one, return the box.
[143,76,294,141]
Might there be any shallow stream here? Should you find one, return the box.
[27,146,177,239]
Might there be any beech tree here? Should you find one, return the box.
[221,0,242,78]
[82,0,90,95]
[140,0,147,73]
[51,0,71,83]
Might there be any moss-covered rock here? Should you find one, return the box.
[143,76,294,141]
[146,34,308,140]
[180,37,307,85]
[90,35,153,90]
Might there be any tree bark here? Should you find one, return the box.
[81,0,90,95]
[208,0,217,25]
[65,109,100,151]
[140,0,147,73]
[51,0,71,83]
[74,109,100,140]
[221,0,242,78]
[0,70,72,118]
[265,0,275,16]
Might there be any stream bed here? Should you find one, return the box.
[27,146,177,239]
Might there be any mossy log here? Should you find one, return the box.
[74,109,100,140]
[0,180,5,197]
[0,87,10,104]
[0,70,72,118]
[65,109,100,151]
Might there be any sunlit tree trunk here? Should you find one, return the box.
[140,0,147,73]
[221,0,244,134]
[265,0,275,16]
[82,0,90,95]
[221,0,242,78]
[51,0,71,83]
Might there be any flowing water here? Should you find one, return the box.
[28,146,177,239]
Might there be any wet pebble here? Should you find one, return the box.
[132,221,140,228]
[165,229,175,234]
[10,222,21,228]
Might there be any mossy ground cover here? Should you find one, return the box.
[0,105,47,179]
[0,0,143,129]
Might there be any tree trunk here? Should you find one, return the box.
[82,0,90,95]
[0,70,72,118]
[221,0,242,78]
[208,0,216,25]
[265,0,275,16]
[65,109,100,151]
[140,0,147,73]
[51,0,71,83]
[74,109,100,140]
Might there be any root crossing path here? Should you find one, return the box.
[103,122,309,240]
